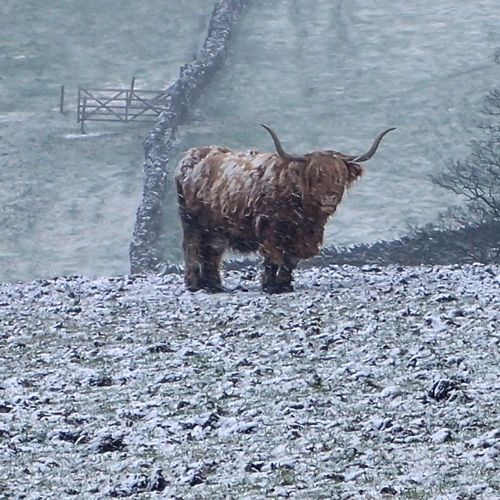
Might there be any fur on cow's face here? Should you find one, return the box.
[175,125,395,293]
[251,152,363,264]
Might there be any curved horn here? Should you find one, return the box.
[260,124,307,162]
[350,127,396,163]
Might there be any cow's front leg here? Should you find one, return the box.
[275,256,298,293]
[182,225,203,292]
[275,264,295,293]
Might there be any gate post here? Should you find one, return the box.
[80,97,87,134]
[59,85,65,114]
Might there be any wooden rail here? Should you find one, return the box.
[77,78,167,132]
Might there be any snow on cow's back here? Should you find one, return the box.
[175,146,275,197]
[221,150,274,194]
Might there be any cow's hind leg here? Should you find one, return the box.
[200,237,226,293]
[181,223,203,292]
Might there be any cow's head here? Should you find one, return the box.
[260,124,395,216]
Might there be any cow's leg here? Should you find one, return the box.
[275,256,298,293]
[275,265,295,292]
[200,236,226,293]
[181,223,203,292]
[262,259,279,293]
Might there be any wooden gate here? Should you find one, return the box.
[77,78,167,132]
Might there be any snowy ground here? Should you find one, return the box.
[0,264,499,499]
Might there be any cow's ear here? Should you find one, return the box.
[345,161,364,185]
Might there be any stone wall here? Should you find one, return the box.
[129,0,249,274]
[311,219,500,267]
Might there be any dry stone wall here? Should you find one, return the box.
[129,0,249,274]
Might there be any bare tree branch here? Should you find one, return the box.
[432,79,500,222]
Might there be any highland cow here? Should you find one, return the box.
[175,125,395,293]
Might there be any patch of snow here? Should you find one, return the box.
[0,264,499,497]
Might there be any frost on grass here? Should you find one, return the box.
[0,264,499,498]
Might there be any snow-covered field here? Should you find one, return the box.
[0,264,498,499]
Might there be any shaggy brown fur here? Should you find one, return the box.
[175,126,394,293]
